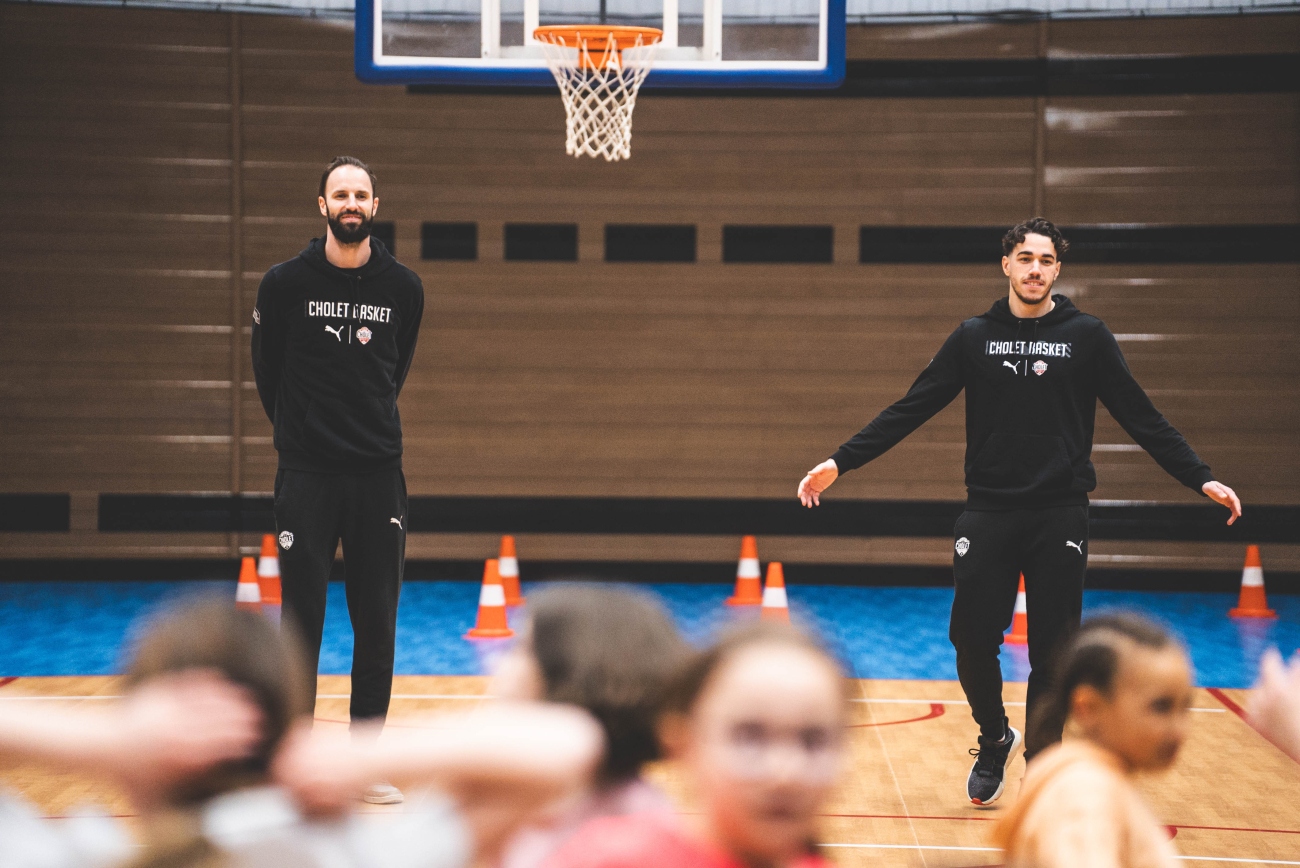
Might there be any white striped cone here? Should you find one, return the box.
[235,557,261,611]
[1230,545,1275,618]
[760,561,790,623]
[256,534,281,606]
[727,536,764,606]
[497,535,524,606]
[465,559,514,638]
[1006,574,1028,645]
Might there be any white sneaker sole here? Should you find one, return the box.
[968,726,1024,806]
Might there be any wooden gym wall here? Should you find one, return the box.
[2,4,1298,571]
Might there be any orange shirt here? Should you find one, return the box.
[993,741,1178,868]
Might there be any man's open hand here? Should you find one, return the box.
[1202,480,1242,525]
[797,460,839,508]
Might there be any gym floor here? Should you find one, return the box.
[2,579,1299,866]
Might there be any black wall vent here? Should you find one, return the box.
[421,222,477,260]
[0,494,70,532]
[505,223,579,261]
[723,225,833,263]
[605,224,697,262]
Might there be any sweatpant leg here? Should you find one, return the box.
[339,467,407,728]
[949,509,1023,741]
[274,469,343,714]
[1021,504,1088,759]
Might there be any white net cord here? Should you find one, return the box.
[536,36,657,162]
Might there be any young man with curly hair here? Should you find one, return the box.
[796,218,1240,804]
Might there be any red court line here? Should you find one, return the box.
[848,703,945,728]
[1206,687,1248,720]
[1207,686,1300,767]
[0,677,18,688]
[819,813,1299,836]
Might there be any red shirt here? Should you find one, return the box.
[541,812,835,868]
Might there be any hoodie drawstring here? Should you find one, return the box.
[1028,318,1039,376]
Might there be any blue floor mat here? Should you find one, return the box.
[0,580,1296,688]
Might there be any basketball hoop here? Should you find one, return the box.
[533,25,662,162]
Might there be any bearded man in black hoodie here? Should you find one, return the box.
[796,218,1240,805]
[251,157,423,805]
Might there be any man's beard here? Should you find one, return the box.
[1012,279,1052,307]
[328,208,373,245]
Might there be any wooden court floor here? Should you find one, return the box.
[3,675,1298,867]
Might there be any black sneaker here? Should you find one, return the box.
[966,725,1023,806]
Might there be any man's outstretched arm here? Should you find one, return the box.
[799,325,966,507]
[1093,324,1241,524]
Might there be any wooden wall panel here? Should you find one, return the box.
[1,4,236,505]
[1,4,1297,568]
[846,15,1300,61]
[1043,95,1300,225]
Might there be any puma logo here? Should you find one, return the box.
[390,516,403,529]
[1002,360,1021,374]
[325,324,344,341]
[1066,540,1083,554]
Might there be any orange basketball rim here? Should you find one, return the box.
[533,25,663,69]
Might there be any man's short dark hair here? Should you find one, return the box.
[1003,217,1069,259]
[319,156,377,198]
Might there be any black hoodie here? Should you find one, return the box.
[830,294,1213,510]
[251,237,424,473]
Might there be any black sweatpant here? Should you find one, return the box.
[273,467,407,728]
[949,505,1088,759]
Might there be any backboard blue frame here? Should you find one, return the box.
[355,0,845,88]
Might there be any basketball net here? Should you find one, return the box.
[534,28,661,162]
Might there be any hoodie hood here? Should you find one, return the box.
[982,293,1080,327]
[299,235,397,280]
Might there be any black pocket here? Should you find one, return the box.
[300,392,401,460]
[968,433,1073,496]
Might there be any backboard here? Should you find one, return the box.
[355,0,846,88]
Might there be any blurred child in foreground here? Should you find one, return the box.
[0,598,601,868]
[544,622,847,868]
[994,613,1193,868]
[493,585,689,868]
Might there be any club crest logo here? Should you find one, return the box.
[357,327,373,345]
[278,530,294,550]
[955,537,970,557]
[1032,360,1047,376]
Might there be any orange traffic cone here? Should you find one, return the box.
[257,534,282,606]
[727,536,764,606]
[498,535,524,606]
[235,556,261,612]
[760,562,790,623]
[1230,545,1276,618]
[465,558,514,639]
[1006,574,1028,645]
